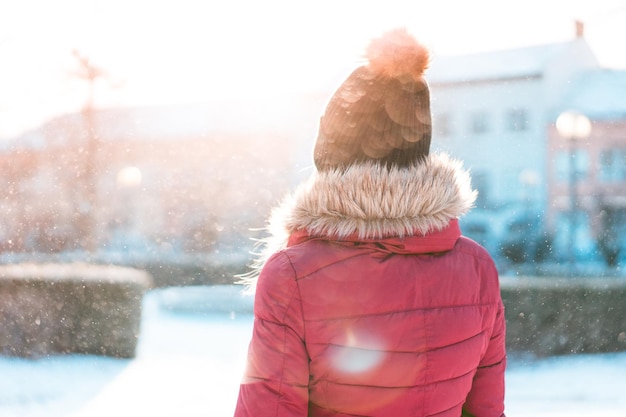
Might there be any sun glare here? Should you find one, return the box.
[116,166,143,189]
[1,0,625,139]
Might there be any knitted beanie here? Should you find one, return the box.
[314,28,432,171]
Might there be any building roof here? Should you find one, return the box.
[557,69,626,120]
[428,40,576,84]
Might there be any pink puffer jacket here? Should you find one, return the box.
[235,154,506,417]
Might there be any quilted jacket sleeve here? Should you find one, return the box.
[234,251,310,417]
[462,299,507,417]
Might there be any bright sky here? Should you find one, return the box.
[1,0,626,139]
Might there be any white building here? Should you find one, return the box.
[427,31,602,261]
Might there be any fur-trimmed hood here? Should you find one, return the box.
[240,152,477,288]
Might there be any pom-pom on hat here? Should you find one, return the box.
[314,28,432,171]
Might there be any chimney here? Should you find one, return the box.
[575,20,585,38]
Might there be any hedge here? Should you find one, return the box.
[501,276,626,356]
[0,263,152,358]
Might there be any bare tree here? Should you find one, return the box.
[70,50,106,252]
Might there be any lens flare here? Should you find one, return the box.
[330,328,385,374]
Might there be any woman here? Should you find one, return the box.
[234,28,506,417]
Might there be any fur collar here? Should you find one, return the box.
[239,153,476,289]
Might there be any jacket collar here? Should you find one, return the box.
[287,219,462,256]
[240,153,476,288]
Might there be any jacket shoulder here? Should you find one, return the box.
[280,239,364,280]
[457,235,497,264]
[254,251,300,321]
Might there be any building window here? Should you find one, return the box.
[575,149,590,179]
[471,170,490,208]
[434,113,452,137]
[554,149,590,182]
[470,111,489,134]
[553,210,596,257]
[599,148,626,182]
[506,108,529,132]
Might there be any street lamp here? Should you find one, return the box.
[556,111,591,275]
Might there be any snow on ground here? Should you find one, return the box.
[1,285,625,417]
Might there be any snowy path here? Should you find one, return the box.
[1,286,625,417]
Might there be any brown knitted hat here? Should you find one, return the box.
[314,28,432,171]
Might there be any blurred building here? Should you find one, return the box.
[0,98,323,256]
[428,24,626,267]
[547,69,626,265]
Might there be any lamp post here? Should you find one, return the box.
[556,111,591,276]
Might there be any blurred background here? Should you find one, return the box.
[1,0,626,277]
